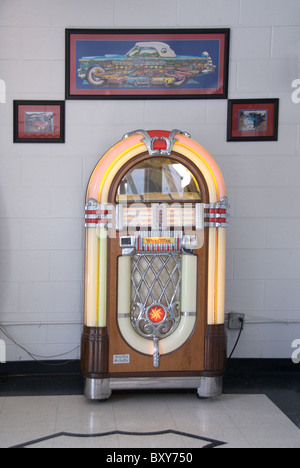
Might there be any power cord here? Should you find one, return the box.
[228,316,244,359]
[0,325,80,366]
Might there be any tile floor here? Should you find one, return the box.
[1,360,300,449]
[0,392,300,448]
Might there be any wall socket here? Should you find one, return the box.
[227,312,245,330]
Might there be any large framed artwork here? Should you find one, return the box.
[13,100,65,143]
[227,99,279,142]
[65,29,230,100]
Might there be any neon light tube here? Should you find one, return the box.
[117,256,131,317]
[176,134,227,200]
[118,315,197,357]
[207,227,217,325]
[216,228,226,324]
[87,136,144,202]
[98,233,108,327]
[84,228,99,327]
[159,317,196,355]
[118,317,154,355]
[97,135,219,206]
[181,255,197,314]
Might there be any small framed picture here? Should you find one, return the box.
[227,99,279,142]
[13,100,65,143]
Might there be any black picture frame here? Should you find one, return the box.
[13,100,65,143]
[65,28,230,100]
[227,99,279,142]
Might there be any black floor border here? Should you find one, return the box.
[9,429,226,449]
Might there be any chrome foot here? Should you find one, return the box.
[84,378,112,401]
[197,377,223,399]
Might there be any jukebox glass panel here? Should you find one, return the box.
[116,157,202,203]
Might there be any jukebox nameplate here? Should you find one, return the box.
[143,236,174,245]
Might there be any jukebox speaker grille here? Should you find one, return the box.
[131,253,181,341]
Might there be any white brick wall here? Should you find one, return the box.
[0,0,299,361]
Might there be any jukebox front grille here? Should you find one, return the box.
[130,252,181,368]
[131,253,181,309]
[131,253,181,337]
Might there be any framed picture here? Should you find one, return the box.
[65,28,230,100]
[13,101,65,143]
[227,99,279,142]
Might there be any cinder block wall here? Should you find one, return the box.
[0,0,299,361]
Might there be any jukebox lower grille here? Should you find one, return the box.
[130,254,181,342]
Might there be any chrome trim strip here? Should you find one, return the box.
[84,376,223,399]
[110,376,202,390]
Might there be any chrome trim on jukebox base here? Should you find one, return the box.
[84,378,112,401]
[197,377,223,399]
[84,376,223,400]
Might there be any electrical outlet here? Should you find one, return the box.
[228,312,245,330]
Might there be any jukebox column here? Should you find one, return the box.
[199,197,229,398]
[81,200,112,400]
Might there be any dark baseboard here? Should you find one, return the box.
[226,358,299,374]
[0,358,298,377]
[0,359,81,376]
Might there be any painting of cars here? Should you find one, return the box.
[77,42,216,90]
[24,112,54,133]
[239,110,267,132]
[66,29,230,99]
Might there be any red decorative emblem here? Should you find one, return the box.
[148,306,166,323]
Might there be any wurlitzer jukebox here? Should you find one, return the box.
[81,129,229,400]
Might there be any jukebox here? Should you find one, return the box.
[81,129,229,400]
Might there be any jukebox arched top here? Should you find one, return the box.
[86,129,227,205]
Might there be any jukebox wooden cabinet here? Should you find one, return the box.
[81,129,229,400]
